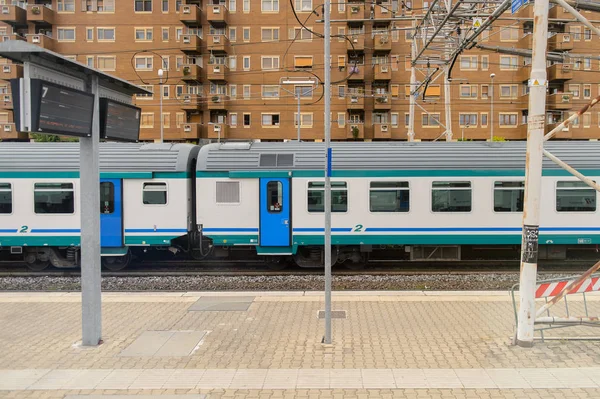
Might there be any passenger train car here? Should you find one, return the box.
[0,141,598,270]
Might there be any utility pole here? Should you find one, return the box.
[490,73,495,141]
[444,65,453,141]
[323,0,332,345]
[516,0,550,347]
[408,22,417,141]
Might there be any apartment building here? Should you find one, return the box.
[0,0,597,142]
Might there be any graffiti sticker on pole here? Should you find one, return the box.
[522,225,539,263]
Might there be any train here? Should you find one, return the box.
[0,140,599,270]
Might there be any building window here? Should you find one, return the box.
[161,56,169,70]
[0,183,12,214]
[57,28,76,41]
[571,26,581,40]
[499,113,517,127]
[460,85,478,99]
[431,181,472,213]
[57,0,75,12]
[243,85,251,99]
[175,112,185,127]
[261,28,279,41]
[97,56,116,71]
[459,113,477,127]
[229,84,237,98]
[140,112,154,127]
[262,85,279,98]
[308,181,347,213]
[243,0,250,11]
[261,56,279,70]
[243,56,250,70]
[86,56,94,68]
[143,183,167,205]
[369,182,409,213]
[243,27,250,41]
[86,27,94,41]
[584,57,592,70]
[569,84,580,99]
[162,28,169,41]
[499,27,519,41]
[135,0,152,12]
[162,85,169,99]
[135,28,153,41]
[421,113,440,127]
[34,183,74,214]
[294,113,313,127]
[481,55,489,70]
[291,27,312,41]
[583,112,591,128]
[499,56,518,70]
[229,0,237,11]
[243,113,251,127]
[134,56,153,70]
[294,56,313,69]
[102,0,116,11]
[162,0,168,12]
[460,55,477,71]
[391,113,398,127]
[556,181,596,212]
[294,0,312,11]
[176,28,183,41]
[584,84,592,99]
[481,85,489,99]
[584,27,592,40]
[499,84,518,99]
[262,0,279,11]
[337,112,346,127]
[261,113,280,126]
[480,113,488,127]
[229,27,237,41]
[404,113,410,127]
[97,28,115,41]
[230,113,238,126]
[494,181,524,212]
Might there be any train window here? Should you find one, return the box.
[431,181,471,212]
[142,182,167,205]
[369,181,409,212]
[216,181,240,204]
[100,182,115,214]
[307,181,347,212]
[494,181,524,212]
[267,181,283,213]
[0,183,11,214]
[34,183,74,214]
[556,181,596,212]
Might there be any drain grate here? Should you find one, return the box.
[317,310,347,319]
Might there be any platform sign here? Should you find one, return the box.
[30,79,94,137]
[100,98,141,142]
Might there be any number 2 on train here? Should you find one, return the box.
[353,224,363,232]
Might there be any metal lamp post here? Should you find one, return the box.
[280,78,319,141]
[158,68,164,143]
[490,72,495,141]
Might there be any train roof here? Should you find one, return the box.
[0,142,199,173]
[196,141,600,172]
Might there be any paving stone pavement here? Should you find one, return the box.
[2,291,600,398]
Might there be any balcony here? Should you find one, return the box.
[549,4,571,19]
[548,33,573,51]
[346,94,364,109]
[27,34,55,51]
[207,64,228,81]
[207,94,227,110]
[373,33,391,51]
[179,4,201,25]
[518,65,531,82]
[347,64,365,81]
[0,93,13,109]
[373,94,391,110]
[517,34,532,49]
[208,123,228,139]
[0,33,25,43]
[27,5,54,25]
[0,123,26,140]
[373,123,392,139]
[0,5,26,27]
[180,34,202,53]
[182,123,203,139]
[346,3,365,20]
[547,92,573,110]
[517,94,529,110]
[207,4,229,25]
[346,123,364,140]
[181,64,202,81]
[180,94,201,110]
[374,3,392,19]
[0,63,22,80]
[207,34,231,53]
[346,35,364,51]
[373,64,391,80]
[547,63,573,81]
[546,122,571,138]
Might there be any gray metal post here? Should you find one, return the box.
[516,0,550,348]
[297,93,301,141]
[159,70,164,143]
[444,66,452,141]
[323,0,332,345]
[408,22,416,141]
[490,74,495,141]
[81,74,102,346]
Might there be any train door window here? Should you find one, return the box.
[493,181,524,212]
[369,182,409,212]
[0,183,11,214]
[100,182,115,214]
[34,183,75,214]
[142,182,167,205]
[307,181,347,212]
[556,181,596,212]
[267,181,283,213]
[431,181,471,212]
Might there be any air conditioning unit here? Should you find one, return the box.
[213,65,221,73]
[32,35,41,43]
[213,6,220,13]
[379,35,389,44]
[183,124,192,132]
[213,35,221,43]
[3,95,10,102]
[214,124,222,132]
[562,63,571,70]
[183,94,191,103]
[380,66,389,72]
[182,5,191,14]
[2,65,10,73]
[563,34,571,42]
[3,124,11,132]
[1,6,9,14]
[351,96,358,103]
[381,125,389,132]
[183,36,191,44]
[353,37,358,43]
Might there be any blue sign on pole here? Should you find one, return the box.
[512,0,527,14]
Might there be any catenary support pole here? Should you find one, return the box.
[323,0,332,345]
[81,74,102,346]
[408,22,417,141]
[297,93,301,141]
[444,65,453,141]
[516,0,550,348]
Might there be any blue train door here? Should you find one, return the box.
[259,178,291,246]
[100,179,123,247]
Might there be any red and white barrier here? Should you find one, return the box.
[535,276,600,298]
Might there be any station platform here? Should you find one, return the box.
[2,290,600,398]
